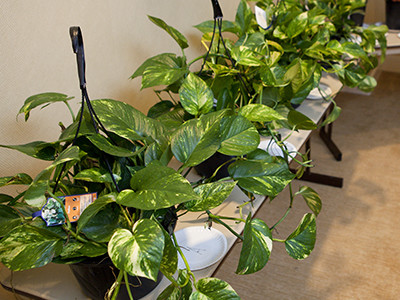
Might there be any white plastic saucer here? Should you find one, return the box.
[175,226,227,270]
[258,139,297,159]
[307,83,332,100]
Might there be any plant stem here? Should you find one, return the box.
[108,270,124,300]
[272,238,286,243]
[63,100,76,122]
[171,232,196,283]
[119,205,133,228]
[124,271,134,300]
[270,182,294,230]
[206,210,244,241]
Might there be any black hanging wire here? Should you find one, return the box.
[199,0,253,99]
[53,27,120,193]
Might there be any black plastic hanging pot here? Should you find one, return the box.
[194,152,234,180]
[66,26,165,300]
[69,256,163,300]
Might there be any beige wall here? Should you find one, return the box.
[0,0,238,192]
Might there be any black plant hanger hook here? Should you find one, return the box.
[199,0,252,97]
[52,26,121,193]
[69,26,86,90]
[211,0,223,20]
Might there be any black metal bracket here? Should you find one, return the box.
[319,103,342,161]
[292,136,343,188]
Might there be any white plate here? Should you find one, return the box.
[175,226,227,270]
[306,83,332,100]
[258,139,296,159]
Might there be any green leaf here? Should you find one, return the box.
[195,20,239,34]
[357,75,377,92]
[185,181,236,212]
[91,99,150,141]
[0,194,15,204]
[231,46,264,67]
[342,42,371,65]
[18,93,74,121]
[148,101,175,119]
[179,73,214,116]
[87,134,137,157]
[77,194,116,233]
[236,215,272,274]
[132,53,184,79]
[286,12,308,38]
[171,114,221,167]
[159,226,178,278]
[235,0,253,36]
[142,62,187,90]
[189,277,240,300]
[0,173,32,187]
[60,240,107,258]
[296,186,322,216]
[157,269,192,300]
[238,104,285,123]
[0,141,58,161]
[74,168,120,184]
[0,225,63,270]
[108,219,164,281]
[287,110,317,130]
[0,204,22,236]
[285,213,316,260]
[283,59,301,83]
[228,160,295,197]
[148,16,189,49]
[320,102,341,127]
[218,115,260,156]
[116,162,199,210]
[24,146,85,207]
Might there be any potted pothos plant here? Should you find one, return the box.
[133,0,387,129]
[0,8,324,300]
[0,90,321,300]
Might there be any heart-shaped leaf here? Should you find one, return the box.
[91,99,151,141]
[0,225,63,271]
[296,186,322,216]
[286,12,308,38]
[229,160,295,197]
[236,215,273,274]
[108,219,164,281]
[116,162,199,210]
[179,73,214,116]
[74,168,121,184]
[171,114,221,167]
[285,213,316,260]
[218,115,260,156]
[190,277,240,300]
[239,104,285,123]
[185,181,237,212]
